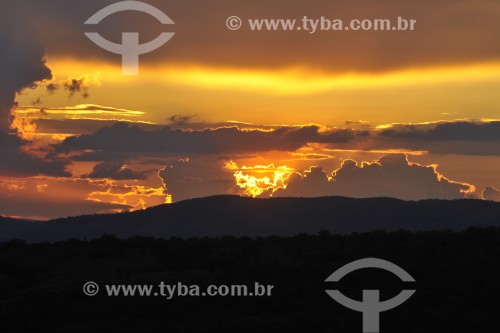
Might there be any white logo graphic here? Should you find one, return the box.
[84,1,175,75]
[325,258,416,333]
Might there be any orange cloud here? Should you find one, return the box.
[87,183,168,210]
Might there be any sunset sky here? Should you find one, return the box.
[1,0,499,219]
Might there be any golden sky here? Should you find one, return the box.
[17,59,500,126]
[1,0,499,219]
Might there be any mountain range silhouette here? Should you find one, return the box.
[1,195,499,242]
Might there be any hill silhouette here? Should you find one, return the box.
[1,195,499,242]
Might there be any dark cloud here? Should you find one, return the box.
[278,166,333,197]
[158,158,235,202]
[83,162,150,180]
[23,115,499,160]
[20,118,272,136]
[2,0,499,73]
[0,27,52,131]
[275,154,474,200]
[0,18,72,177]
[32,118,153,137]
[38,77,94,99]
[73,150,131,162]
[380,121,500,141]
[482,187,500,202]
[56,122,365,157]
[46,83,58,94]
[0,131,70,177]
[55,120,500,160]
[168,114,197,125]
[373,121,500,156]
[63,78,89,98]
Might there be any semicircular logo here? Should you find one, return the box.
[325,258,416,333]
[84,1,175,76]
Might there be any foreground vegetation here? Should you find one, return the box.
[0,228,499,332]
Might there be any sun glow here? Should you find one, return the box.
[225,162,294,197]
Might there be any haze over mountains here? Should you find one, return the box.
[1,196,499,243]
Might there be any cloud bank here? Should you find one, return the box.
[0,29,51,131]
[482,187,500,202]
[274,154,474,200]
[56,122,365,156]
[5,0,500,73]
[0,25,70,177]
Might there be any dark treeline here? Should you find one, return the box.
[1,228,499,332]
